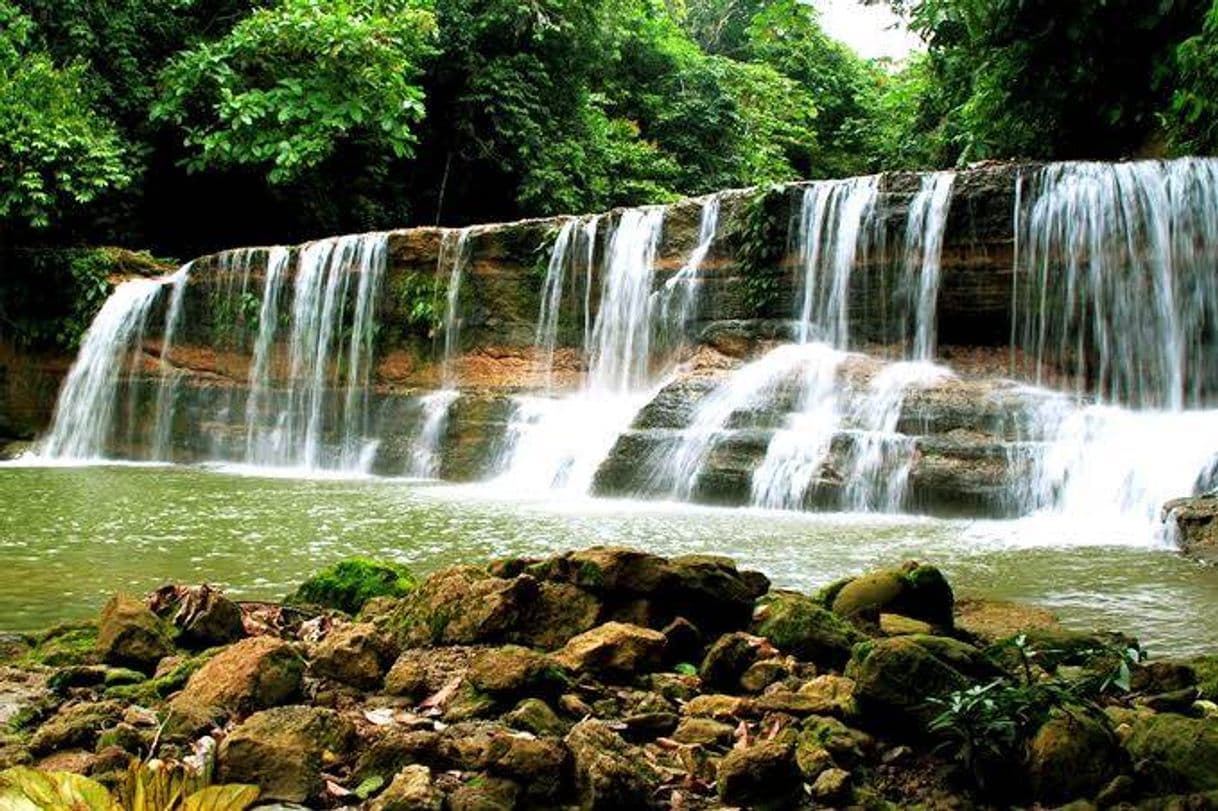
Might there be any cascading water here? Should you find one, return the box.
[534,219,580,392]
[1010,158,1218,534]
[655,195,720,353]
[243,247,291,462]
[41,266,191,461]
[149,268,191,460]
[901,172,955,360]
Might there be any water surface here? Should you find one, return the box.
[1,464,1214,656]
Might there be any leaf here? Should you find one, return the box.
[0,767,120,811]
[182,784,260,811]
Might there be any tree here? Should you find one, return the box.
[1171,0,1218,152]
[0,1,130,231]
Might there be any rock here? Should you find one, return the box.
[148,584,245,648]
[504,698,566,737]
[811,767,852,805]
[1094,774,1136,807]
[169,636,303,725]
[291,558,417,614]
[29,701,122,754]
[752,593,863,670]
[552,622,666,678]
[353,729,443,784]
[660,617,702,666]
[699,632,773,691]
[879,614,934,636]
[672,717,735,748]
[1026,711,1124,805]
[1124,713,1218,793]
[716,741,801,809]
[831,562,954,629]
[740,657,794,693]
[683,694,755,720]
[1131,660,1198,695]
[310,622,397,689]
[96,594,174,673]
[467,645,555,694]
[1162,493,1218,563]
[519,583,603,650]
[565,719,661,810]
[1190,655,1218,701]
[386,567,543,647]
[441,722,568,801]
[383,648,473,699]
[846,635,1000,727]
[446,775,519,811]
[953,597,1060,644]
[798,716,872,767]
[218,705,356,803]
[794,675,856,717]
[370,765,443,811]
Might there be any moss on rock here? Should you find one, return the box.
[290,558,417,615]
[752,592,863,670]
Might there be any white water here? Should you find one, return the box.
[535,219,580,391]
[439,229,474,388]
[902,172,955,360]
[41,267,190,460]
[149,266,191,460]
[243,247,291,461]
[409,389,460,478]
[843,361,955,511]
[655,196,720,353]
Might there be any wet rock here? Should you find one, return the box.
[96,594,174,673]
[29,701,122,754]
[660,617,702,666]
[552,622,666,678]
[811,767,852,805]
[683,693,755,721]
[798,715,872,768]
[467,645,555,694]
[169,636,303,725]
[446,775,519,811]
[1162,494,1218,563]
[353,729,444,784]
[291,557,417,615]
[846,635,1000,727]
[148,584,245,648]
[699,632,774,691]
[1026,711,1124,805]
[716,740,801,809]
[442,722,568,801]
[1192,655,1218,701]
[369,765,443,811]
[880,614,935,636]
[565,719,661,810]
[1124,713,1218,793]
[831,562,955,629]
[504,698,566,736]
[310,622,397,689]
[218,705,356,803]
[672,717,735,748]
[740,657,795,693]
[753,592,863,670]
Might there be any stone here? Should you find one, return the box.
[879,614,934,636]
[369,764,443,811]
[518,583,603,650]
[552,622,666,678]
[169,636,303,724]
[1190,654,1218,701]
[353,729,443,784]
[799,716,872,767]
[310,622,397,689]
[1162,493,1218,563]
[1124,713,1218,793]
[386,567,542,647]
[752,593,863,670]
[218,705,356,803]
[29,701,122,754]
[467,645,555,694]
[699,632,774,691]
[716,740,801,809]
[660,617,702,666]
[96,594,174,673]
[446,775,520,811]
[1026,711,1124,805]
[291,558,417,615]
[683,694,755,720]
[672,717,734,748]
[565,719,661,810]
[794,675,856,717]
[503,698,565,737]
[846,635,999,727]
[811,767,852,805]
[442,722,568,802]
[740,657,794,693]
[953,597,1060,644]
[831,562,954,629]
[148,584,245,648]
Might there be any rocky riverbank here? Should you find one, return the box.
[1,548,1217,810]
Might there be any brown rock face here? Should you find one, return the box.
[148,584,245,649]
[309,622,398,689]
[565,719,661,810]
[552,622,667,678]
[218,705,356,803]
[1163,493,1218,563]
[169,635,303,723]
[96,594,174,673]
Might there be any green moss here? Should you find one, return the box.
[1191,654,1218,701]
[812,576,855,608]
[729,184,791,318]
[103,648,220,704]
[753,593,863,669]
[289,558,417,615]
[20,622,99,668]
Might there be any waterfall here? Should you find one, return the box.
[149,267,191,460]
[901,172,955,360]
[794,176,880,346]
[842,361,954,511]
[243,247,291,462]
[1010,158,1218,533]
[409,389,460,478]
[655,196,720,353]
[535,219,580,391]
[40,267,190,461]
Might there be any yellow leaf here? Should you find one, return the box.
[182,784,260,811]
[0,767,120,811]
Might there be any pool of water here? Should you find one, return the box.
[1,463,1215,656]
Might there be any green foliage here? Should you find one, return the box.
[1171,0,1218,152]
[731,184,790,316]
[0,1,130,230]
[395,271,443,334]
[290,557,417,614]
[153,0,436,184]
[0,762,259,811]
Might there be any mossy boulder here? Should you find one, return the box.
[96,594,174,673]
[467,646,558,695]
[752,592,863,670]
[218,705,357,803]
[28,701,122,754]
[291,558,417,615]
[831,562,954,630]
[552,622,667,678]
[565,719,661,810]
[309,622,398,689]
[699,632,773,691]
[716,740,801,809]
[168,636,303,726]
[1124,713,1218,794]
[370,764,443,811]
[846,635,1000,727]
[20,623,99,668]
[1189,654,1218,701]
[1026,710,1124,805]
